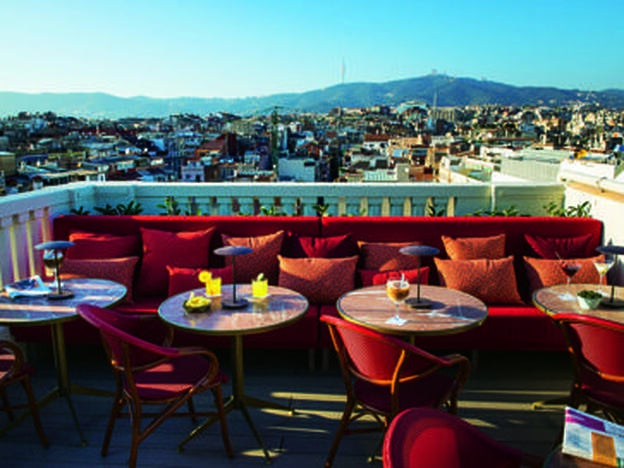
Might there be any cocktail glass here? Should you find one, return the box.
[559,261,581,300]
[385,277,410,326]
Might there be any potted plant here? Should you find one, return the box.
[577,290,602,310]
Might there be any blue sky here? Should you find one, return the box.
[1,0,621,99]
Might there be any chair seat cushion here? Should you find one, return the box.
[133,354,224,401]
[354,372,455,415]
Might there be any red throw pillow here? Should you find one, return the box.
[524,233,594,259]
[67,231,140,260]
[434,256,523,305]
[136,228,214,297]
[358,241,419,271]
[442,234,506,260]
[359,267,430,287]
[221,230,285,284]
[277,255,358,304]
[523,255,603,292]
[166,266,233,296]
[283,233,358,258]
[61,256,139,303]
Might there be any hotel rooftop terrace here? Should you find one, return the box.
[0,168,623,466]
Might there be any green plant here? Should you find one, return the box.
[94,201,143,215]
[157,196,182,215]
[425,198,446,217]
[260,205,286,216]
[544,201,592,218]
[471,205,523,217]
[70,206,90,215]
[313,203,330,217]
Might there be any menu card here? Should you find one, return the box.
[563,406,624,466]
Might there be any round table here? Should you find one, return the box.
[158,284,309,461]
[533,284,624,324]
[337,284,488,337]
[0,278,127,444]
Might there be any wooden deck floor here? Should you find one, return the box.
[1,344,572,467]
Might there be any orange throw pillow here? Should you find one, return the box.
[442,234,506,260]
[358,241,419,271]
[278,255,358,304]
[434,256,523,305]
[221,230,285,284]
[523,255,603,293]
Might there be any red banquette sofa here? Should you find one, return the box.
[12,215,604,356]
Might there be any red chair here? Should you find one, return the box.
[383,407,542,468]
[320,315,470,467]
[77,304,233,468]
[552,313,624,422]
[0,340,48,447]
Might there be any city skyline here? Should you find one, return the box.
[1,0,622,100]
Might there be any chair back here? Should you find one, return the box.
[552,313,624,385]
[321,315,451,384]
[77,304,175,372]
[383,407,526,468]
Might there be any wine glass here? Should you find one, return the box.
[385,276,410,326]
[594,254,614,296]
[559,260,581,300]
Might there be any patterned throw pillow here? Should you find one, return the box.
[442,234,506,260]
[523,255,603,292]
[358,267,430,287]
[524,233,595,259]
[136,228,214,297]
[221,230,285,284]
[358,241,419,272]
[277,255,358,304]
[67,231,140,259]
[434,256,524,305]
[282,233,359,258]
[61,256,139,303]
[166,266,233,296]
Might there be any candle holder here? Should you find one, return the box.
[214,245,253,309]
[399,245,440,309]
[596,245,624,309]
[35,240,75,300]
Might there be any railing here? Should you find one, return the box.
[0,179,618,288]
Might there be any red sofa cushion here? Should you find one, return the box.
[359,267,430,287]
[136,227,214,297]
[282,232,358,258]
[442,233,506,260]
[278,255,358,305]
[524,233,595,259]
[358,241,419,271]
[221,230,285,284]
[166,266,233,296]
[67,231,140,259]
[523,255,602,293]
[435,256,524,305]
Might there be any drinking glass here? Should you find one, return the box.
[594,254,614,295]
[559,260,581,300]
[385,277,410,326]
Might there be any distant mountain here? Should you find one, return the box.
[1,75,623,119]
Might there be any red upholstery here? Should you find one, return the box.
[383,408,532,468]
[320,315,470,467]
[76,304,233,467]
[552,313,624,420]
[0,340,48,447]
[12,214,602,355]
